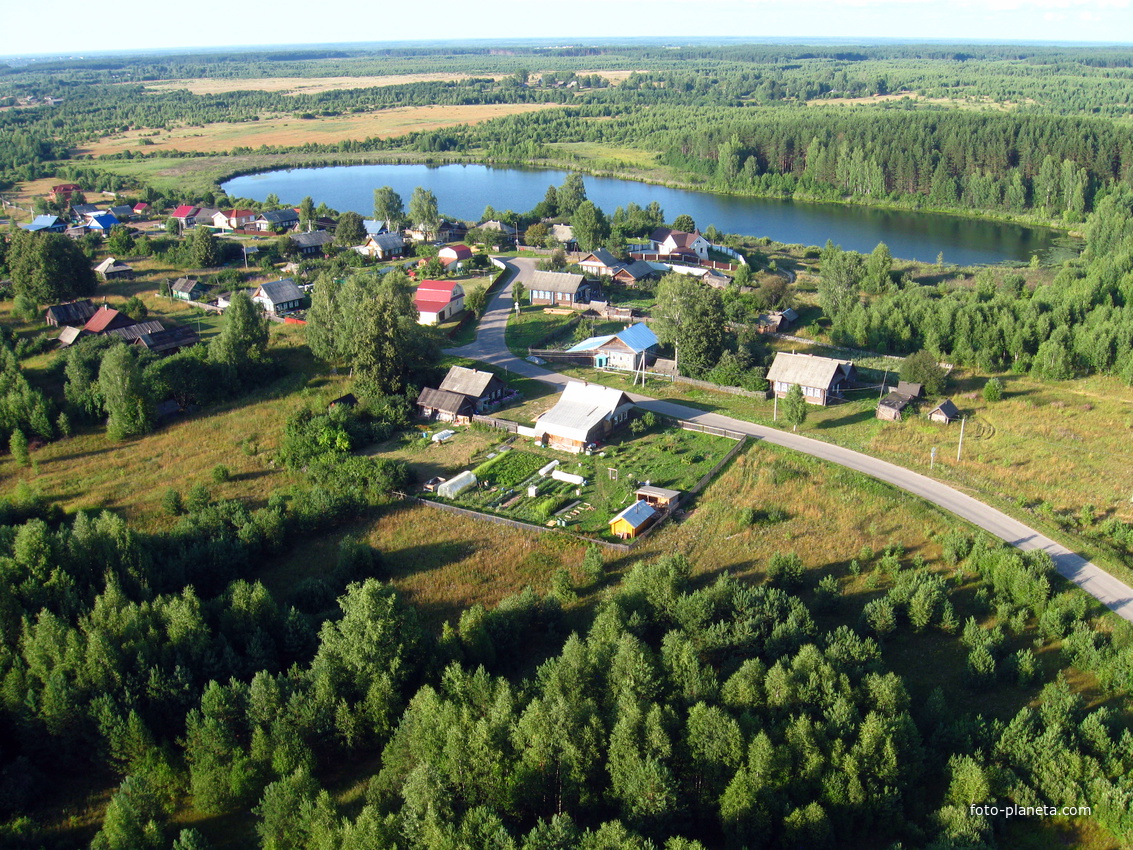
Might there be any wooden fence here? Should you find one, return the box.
[679,421,749,442]
[471,414,519,433]
[671,374,770,399]
[687,434,749,495]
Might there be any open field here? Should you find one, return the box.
[78,103,560,157]
[139,73,505,95]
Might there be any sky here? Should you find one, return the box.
[2,0,1132,57]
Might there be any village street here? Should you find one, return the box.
[446,258,1133,623]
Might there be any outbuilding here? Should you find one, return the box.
[609,500,658,539]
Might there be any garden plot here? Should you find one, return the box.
[424,424,735,538]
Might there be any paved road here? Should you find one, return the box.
[446,259,1133,623]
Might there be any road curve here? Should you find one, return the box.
[446,259,1133,623]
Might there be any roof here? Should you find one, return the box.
[581,248,623,269]
[478,220,517,235]
[367,232,405,250]
[132,202,149,212]
[290,231,334,249]
[651,227,705,250]
[72,204,101,215]
[895,381,924,399]
[24,215,61,231]
[260,209,299,224]
[256,278,303,306]
[615,260,658,281]
[46,299,97,326]
[568,322,658,355]
[84,307,136,334]
[929,399,961,420]
[172,277,204,295]
[610,500,657,530]
[530,270,586,294]
[87,212,119,230]
[878,392,912,412]
[134,326,200,352]
[172,205,199,218]
[416,387,475,416]
[439,366,501,399]
[107,320,165,342]
[108,205,134,218]
[94,257,131,275]
[766,352,854,390]
[56,326,90,346]
[550,224,574,242]
[415,280,464,311]
[439,244,473,260]
[535,382,633,443]
[636,485,681,500]
[363,219,387,235]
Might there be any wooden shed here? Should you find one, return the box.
[609,500,658,540]
[928,399,961,424]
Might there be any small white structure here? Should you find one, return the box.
[538,460,561,477]
[437,470,477,499]
[551,469,586,486]
[431,429,456,442]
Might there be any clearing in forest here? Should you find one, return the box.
[138,72,505,95]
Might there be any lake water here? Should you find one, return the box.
[223,163,1059,266]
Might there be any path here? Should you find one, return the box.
[445,259,1133,623]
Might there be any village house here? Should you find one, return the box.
[171,277,209,302]
[549,224,577,251]
[45,299,97,328]
[876,381,925,422]
[415,387,476,424]
[406,220,465,243]
[170,205,200,228]
[84,305,139,335]
[766,352,857,406]
[528,270,592,307]
[415,280,465,325]
[106,320,166,343]
[438,365,508,412]
[609,500,658,540]
[438,244,474,269]
[72,204,101,218]
[86,212,119,235]
[355,232,407,260]
[22,215,66,233]
[134,326,201,356]
[928,399,961,424]
[649,227,711,261]
[212,209,256,231]
[252,279,304,315]
[289,231,335,256]
[534,382,635,453]
[757,308,799,334]
[108,204,135,221]
[578,248,626,278]
[253,209,300,232]
[611,260,660,287]
[94,257,133,281]
[50,184,81,203]
[567,322,659,372]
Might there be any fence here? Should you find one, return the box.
[687,434,749,495]
[629,252,739,272]
[671,374,770,399]
[411,496,632,551]
[679,422,749,442]
[526,313,581,350]
[471,414,519,433]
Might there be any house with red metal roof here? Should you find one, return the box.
[415,280,465,325]
[84,305,138,335]
[438,244,474,269]
[171,205,200,227]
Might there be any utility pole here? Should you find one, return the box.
[879,368,888,400]
[773,393,778,421]
[956,416,966,462]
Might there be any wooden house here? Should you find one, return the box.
[876,381,925,422]
[107,320,166,343]
[253,209,300,232]
[609,500,658,540]
[415,280,465,325]
[45,299,97,328]
[84,306,138,335]
[252,279,304,315]
[416,387,475,424]
[549,224,577,251]
[567,322,658,371]
[928,399,961,424]
[612,260,660,286]
[51,183,81,203]
[438,244,473,269]
[766,352,857,406]
[22,215,66,233]
[94,257,133,281]
[289,231,335,256]
[356,232,407,260]
[635,485,681,511]
[171,277,208,302]
[578,249,626,278]
[134,326,200,356]
[528,271,591,307]
[438,366,507,412]
[534,382,634,453]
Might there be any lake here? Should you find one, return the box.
[222,163,1060,266]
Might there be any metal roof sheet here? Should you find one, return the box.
[610,499,657,530]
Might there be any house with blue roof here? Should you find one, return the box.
[22,215,65,233]
[567,322,659,371]
[86,212,119,233]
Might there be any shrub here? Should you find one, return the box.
[766,551,804,589]
[982,377,1003,402]
[212,464,231,484]
[8,429,28,468]
[162,488,184,516]
[582,545,605,585]
[186,484,211,513]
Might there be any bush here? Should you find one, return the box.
[186,484,211,513]
[582,545,605,585]
[982,377,1003,402]
[163,488,184,516]
[212,464,231,484]
[766,551,804,589]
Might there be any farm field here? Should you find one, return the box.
[78,103,561,157]
[138,72,506,95]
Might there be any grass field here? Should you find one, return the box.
[79,103,560,157]
[506,305,579,356]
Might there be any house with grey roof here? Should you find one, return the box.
[356,232,407,259]
[252,278,304,314]
[94,257,133,280]
[528,271,592,307]
[416,387,476,424]
[534,382,634,453]
[766,352,857,406]
[45,299,98,328]
[289,230,335,256]
[171,277,208,301]
[253,209,300,232]
[438,366,507,412]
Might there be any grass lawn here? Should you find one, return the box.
[506,305,578,356]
